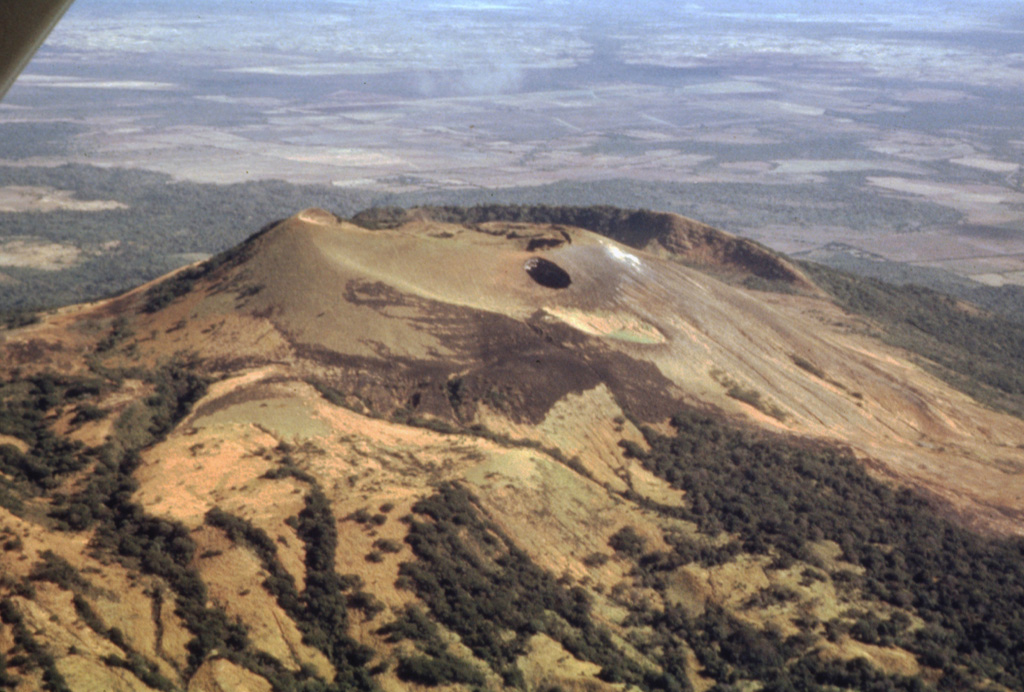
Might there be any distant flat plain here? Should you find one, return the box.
[2,0,1024,287]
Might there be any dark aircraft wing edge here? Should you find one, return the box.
[0,0,77,101]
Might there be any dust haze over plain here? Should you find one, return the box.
[33,0,1024,96]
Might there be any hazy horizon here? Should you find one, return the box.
[3,0,1024,288]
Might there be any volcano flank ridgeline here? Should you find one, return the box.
[0,205,1023,691]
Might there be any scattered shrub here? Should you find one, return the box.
[396,654,486,686]
[608,527,646,557]
[372,539,402,554]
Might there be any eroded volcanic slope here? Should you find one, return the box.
[1,206,1023,692]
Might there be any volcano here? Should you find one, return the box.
[0,205,1022,691]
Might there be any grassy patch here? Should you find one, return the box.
[711,369,787,421]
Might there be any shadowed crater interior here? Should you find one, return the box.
[524,257,572,289]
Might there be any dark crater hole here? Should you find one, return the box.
[524,257,572,289]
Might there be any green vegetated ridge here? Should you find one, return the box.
[805,250,1024,324]
[353,202,685,245]
[803,262,1024,418]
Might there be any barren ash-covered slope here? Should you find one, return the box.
[1,205,1023,691]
